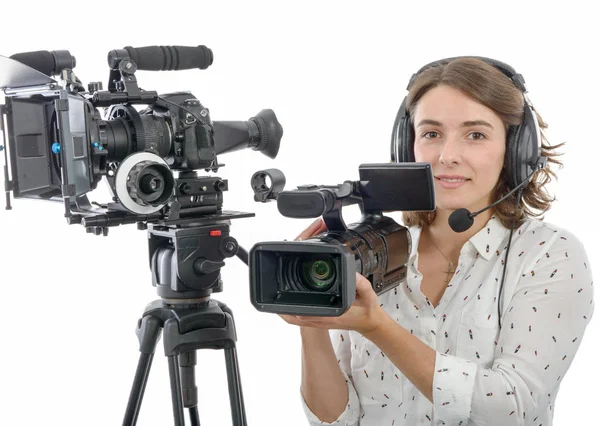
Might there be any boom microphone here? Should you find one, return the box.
[448,168,537,233]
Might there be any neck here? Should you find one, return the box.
[425,207,494,255]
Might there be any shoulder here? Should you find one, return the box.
[511,218,593,287]
[514,218,589,259]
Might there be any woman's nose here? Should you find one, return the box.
[439,136,463,165]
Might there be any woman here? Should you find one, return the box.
[280,57,594,425]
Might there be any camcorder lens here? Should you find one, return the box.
[301,258,336,291]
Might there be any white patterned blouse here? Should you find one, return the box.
[302,215,594,426]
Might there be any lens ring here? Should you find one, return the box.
[115,152,173,214]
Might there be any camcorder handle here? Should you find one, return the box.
[251,168,366,233]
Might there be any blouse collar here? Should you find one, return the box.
[408,215,510,262]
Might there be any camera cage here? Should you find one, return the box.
[0,49,283,236]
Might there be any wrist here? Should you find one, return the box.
[360,307,390,341]
[300,326,330,339]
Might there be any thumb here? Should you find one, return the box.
[355,272,373,295]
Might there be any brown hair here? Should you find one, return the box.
[401,57,564,230]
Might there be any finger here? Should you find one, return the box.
[355,272,374,294]
[296,218,324,240]
[295,218,326,241]
[278,314,303,326]
[298,315,339,327]
[313,221,328,235]
[296,317,335,329]
[279,314,325,328]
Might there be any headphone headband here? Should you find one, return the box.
[406,56,528,93]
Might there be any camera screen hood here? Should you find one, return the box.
[0,55,56,90]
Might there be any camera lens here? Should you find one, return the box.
[301,258,336,291]
[312,260,332,280]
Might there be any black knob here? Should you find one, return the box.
[214,180,227,192]
[179,183,192,195]
[219,236,238,258]
[193,258,225,275]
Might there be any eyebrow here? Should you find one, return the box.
[416,119,494,129]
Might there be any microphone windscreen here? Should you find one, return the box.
[449,208,474,233]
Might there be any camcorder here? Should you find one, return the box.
[0,44,435,425]
[249,162,435,316]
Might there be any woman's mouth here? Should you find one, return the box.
[435,176,471,189]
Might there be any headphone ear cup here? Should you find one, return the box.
[401,117,415,162]
[391,97,415,162]
[506,106,542,189]
[505,125,520,190]
[391,98,405,162]
[520,105,542,182]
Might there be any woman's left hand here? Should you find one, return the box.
[280,272,386,336]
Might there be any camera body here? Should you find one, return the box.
[0,47,283,235]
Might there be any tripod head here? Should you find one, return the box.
[147,213,251,300]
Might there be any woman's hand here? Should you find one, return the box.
[293,217,328,242]
[278,217,386,336]
[279,271,386,336]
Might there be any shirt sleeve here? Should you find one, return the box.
[432,229,594,425]
[301,329,362,426]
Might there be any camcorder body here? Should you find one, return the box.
[249,163,436,316]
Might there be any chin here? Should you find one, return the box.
[435,198,471,212]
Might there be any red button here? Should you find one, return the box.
[210,230,222,236]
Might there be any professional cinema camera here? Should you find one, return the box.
[0,45,284,426]
[0,46,282,234]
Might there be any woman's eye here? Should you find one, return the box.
[468,132,486,140]
[423,131,439,139]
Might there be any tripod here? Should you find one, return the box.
[121,218,250,426]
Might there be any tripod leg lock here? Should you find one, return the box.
[135,315,163,354]
[163,313,237,357]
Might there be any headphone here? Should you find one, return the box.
[390,56,544,190]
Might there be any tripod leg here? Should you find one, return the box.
[123,316,163,426]
[224,348,248,426]
[189,407,201,426]
[179,351,201,426]
[168,355,186,426]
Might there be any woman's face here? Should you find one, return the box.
[412,84,507,214]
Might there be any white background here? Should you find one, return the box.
[0,1,598,425]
